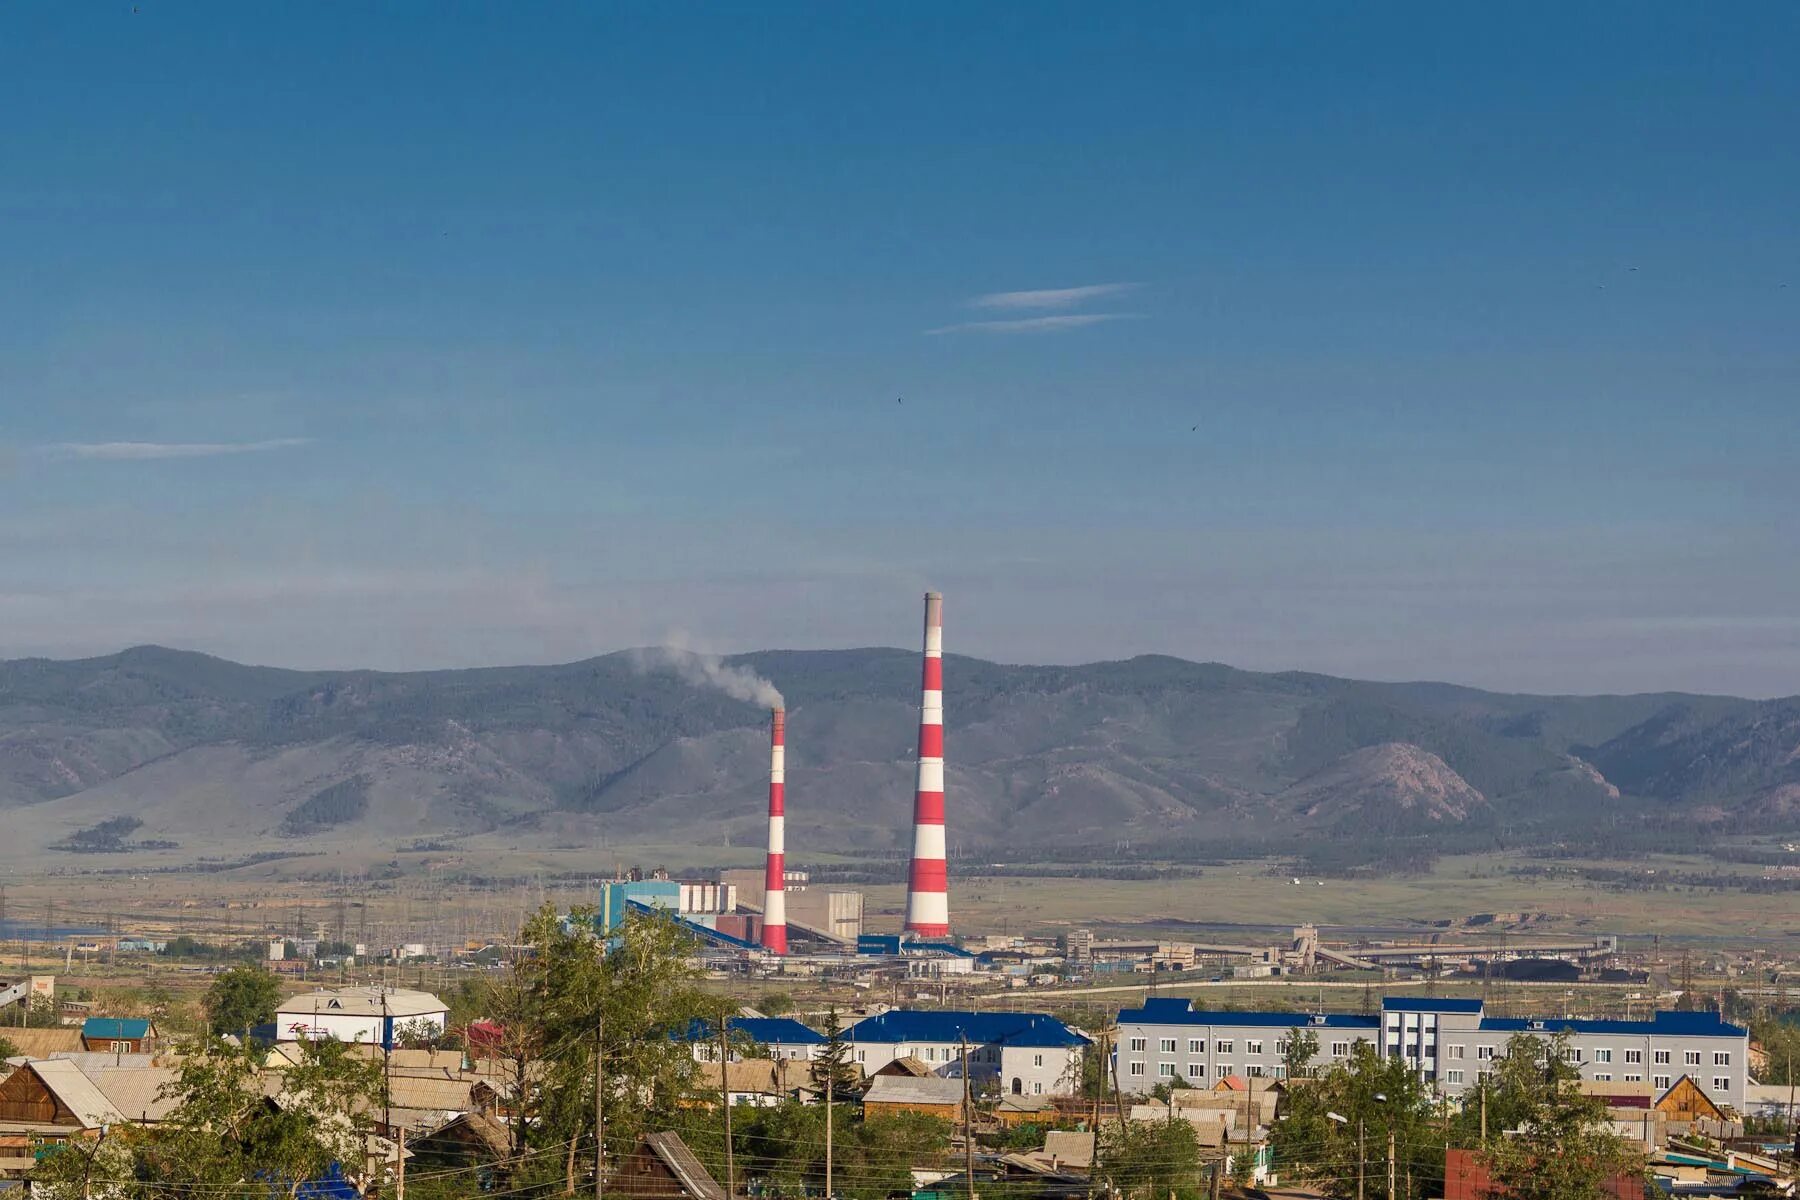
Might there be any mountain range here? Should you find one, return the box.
[0,645,1795,870]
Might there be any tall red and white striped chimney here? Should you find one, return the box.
[761,707,788,955]
[903,591,950,937]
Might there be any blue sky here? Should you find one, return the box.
[2,3,1796,694]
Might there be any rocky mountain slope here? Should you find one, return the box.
[0,645,1792,865]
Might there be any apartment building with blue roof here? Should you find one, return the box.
[843,1010,1089,1098]
[1114,995,1748,1107]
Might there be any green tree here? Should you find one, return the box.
[203,962,283,1035]
[1266,1040,1440,1199]
[1480,1032,1644,1199]
[478,904,718,1191]
[1098,1111,1205,1200]
[810,1006,859,1098]
[35,1036,386,1199]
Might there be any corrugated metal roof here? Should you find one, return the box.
[1117,1003,1379,1030]
[1383,998,1483,1014]
[276,987,446,1019]
[847,1010,1087,1048]
[730,1017,825,1045]
[81,1018,150,1040]
[861,1075,965,1107]
[29,1060,125,1128]
[1479,1011,1745,1037]
[4,1029,83,1057]
[88,1066,181,1121]
[643,1131,726,1200]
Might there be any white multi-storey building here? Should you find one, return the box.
[1115,996,1749,1109]
[844,1010,1089,1097]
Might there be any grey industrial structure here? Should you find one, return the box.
[1113,996,1750,1109]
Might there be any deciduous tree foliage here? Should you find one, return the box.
[203,962,284,1035]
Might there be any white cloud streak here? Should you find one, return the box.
[969,283,1141,311]
[41,438,313,461]
[924,313,1141,335]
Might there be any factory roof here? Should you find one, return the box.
[846,1010,1088,1048]
[1383,998,1484,1014]
[1117,999,1378,1030]
[1477,1011,1745,1038]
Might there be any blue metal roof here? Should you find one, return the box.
[731,1017,826,1045]
[1479,1011,1745,1037]
[847,1010,1089,1048]
[1383,998,1483,1014]
[1117,1000,1377,1030]
[82,1017,150,1040]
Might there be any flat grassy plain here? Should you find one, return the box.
[13,843,1796,954]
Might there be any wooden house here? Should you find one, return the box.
[80,1017,154,1054]
[1655,1075,1727,1124]
[0,1060,125,1176]
[860,1074,964,1122]
[612,1131,726,1200]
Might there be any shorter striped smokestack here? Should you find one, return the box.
[762,707,788,955]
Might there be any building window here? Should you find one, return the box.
[1186,1063,1202,1079]
[1477,1046,1495,1061]
[1714,1077,1730,1093]
[1625,1049,1642,1064]
[1188,1039,1202,1054]
[1714,1052,1731,1067]
[1158,1063,1174,1077]
[1247,1040,1263,1056]
[1275,1040,1288,1056]
[1594,1049,1612,1063]
[1445,1069,1464,1084]
[1654,1050,1670,1065]
[1160,1039,1177,1053]
[1034,1081,1043,1094]
[857,1051,866,1063]
[1247,1064,1264,1078]
[1129,1061,1145,1077]
[1594,1072,1612,1082]
[1446,1045,1465,1060]
[1034,1054,1043,1067]
[1273,1065,1287,1079]
[1218,1064,1233,1078]
[1216,1040,1233,1054]
[1560,1047,1581,1064]
[1653,1074,1671,1090]
[1405,1042,1418,1057]
[1331,1042,1349,1057]
[1130,1038,1147,1052]
[1685,1051,1701,1067]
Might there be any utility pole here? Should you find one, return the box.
[1357,1119,1365,1200]
[1479,1076,1487,1143]
[594,1018,605,1200]
[961,1036,975,1200]
[716,1020,735,1198]
[395,1122,406,1200]
[1387,1128,1396,1200]
[825,1044,834,1200]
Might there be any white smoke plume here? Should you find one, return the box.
[629,637,784,709]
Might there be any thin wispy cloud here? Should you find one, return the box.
[40,438,313,461]
[969,282,1141,311]
[925,313,1141,336]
